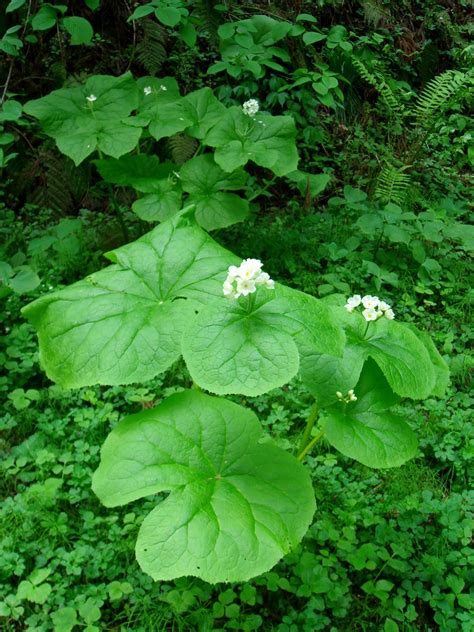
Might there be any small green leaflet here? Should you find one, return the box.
[23,73,141,165]
[182,289,345,396]
[205,106,298,176]
[62,16,94,45]
[180,155,249,230]
[22,208,238,388]
[322,360,417,468]
[92,390,316,582]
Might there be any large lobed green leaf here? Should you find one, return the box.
[92,390,316,583]
[136,76,192,140]
[21,208,238,388]
[205,106,298,176]
[322,360,417,468]
[24,73,141,165]
[180,154,249,230]
[182,289,345,397]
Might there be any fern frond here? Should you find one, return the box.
[413,70,467,123]
[353,58,404,116]
[192,0,221,43]
[375,163,411,205]
[136,20,167,76]
[361,0,389,27]
[29,151,88,214]
[166,134,198,165]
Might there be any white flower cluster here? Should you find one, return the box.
[143,86,152,96]
[336,389,357,403]
[345,294,395,322]
[86,94,97,103]
[242,99,259,117]
[223,258,274,299]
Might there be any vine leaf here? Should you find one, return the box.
[204,106,298,176]
[24,73,141,165]
[322,360,416,468]
[21,208,238,388]
[92,390,316,583]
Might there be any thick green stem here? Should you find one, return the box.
[297,430,325,462]
[96,148,129,242]
[297,402,318,456]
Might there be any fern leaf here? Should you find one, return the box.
[166,134,198,165]
[375,164,411,205]
[413,70,467,123]
[353,58,404,116]
[136,20,167,76]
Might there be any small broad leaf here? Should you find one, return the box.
[31,5,58,31]
[93,390,315,583]
[62,16,94,45]
[322,361,417,468]
[155,6,182,27]
[205,106,298,176]
[9,266,41,294]
[286,170,330,197]
[136,77,192,140]
[183,88,226,139]
[180,155,249,230]
[24,73,141,165]
[6,0,26,13]
[182,294,300,396]
[22,208,238,388]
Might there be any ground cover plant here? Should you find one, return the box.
[1,1,473,630]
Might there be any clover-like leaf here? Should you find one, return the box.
[136,77,192,140]
[183,87,227,139]
[24,73,141,165]
[180,155,249,230]
[22,208,238,388]
[204,106,298,176]
[322,360,416,468]
[92,390,316,583]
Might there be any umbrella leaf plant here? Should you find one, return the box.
[23,206,448,584]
